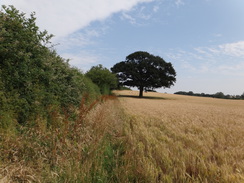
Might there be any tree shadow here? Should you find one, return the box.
[117,94,167,100]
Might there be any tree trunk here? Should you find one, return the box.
[139,86,143,98]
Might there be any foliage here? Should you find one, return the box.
[214,92,225,99]
[175,91,244,100]
[241,92,244,99]
[86,64,118,95]
[0,5,100,126]
[111,51,176,97]
[82,76,101,102]
[118,86,131,90]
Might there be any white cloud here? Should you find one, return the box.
[175,0,184,7]
[214,33,222,37]
[153,5,159,12]
[0,0,155,70]
[167,41,244,76]
[56,24,108,52]
[61,51,99,72]
[194,41,244,58]
[120,3,155,25]
[57,32,94,51]
[0,0,154,39]
[121,12,137,24]
[164,42,244,94]
[218,63,244,72]
[218,41,244,57]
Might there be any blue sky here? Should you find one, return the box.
[1,0,244,95]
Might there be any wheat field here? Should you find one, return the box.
[115,90,244,182]
[1,91,244,182]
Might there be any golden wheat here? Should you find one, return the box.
[1,92,243,182]
[116,90,244,183]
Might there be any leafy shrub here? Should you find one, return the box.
[86,64,118,95]
[0,6,100,128]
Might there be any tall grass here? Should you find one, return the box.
[0,95,130,182]
[1,91,244,182]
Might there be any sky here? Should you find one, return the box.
[1,0,244,95]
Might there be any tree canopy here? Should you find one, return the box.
[175,91,244,100]
[85,64,118,95]
[111,51,176,97]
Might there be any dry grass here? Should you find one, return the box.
[1,91,244,182]
[0,96,129,182]
[115,90,244,182]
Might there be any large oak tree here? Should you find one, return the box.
[111,51,176,97]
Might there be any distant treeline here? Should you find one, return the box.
[174,91,244,100]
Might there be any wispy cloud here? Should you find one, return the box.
[57,24,108,51]
[121,12,137,24]
[175,0,185,7]
[163,41,244,94]
[218,41,244,57]
[195,41,244,58]
[214,33,222,38]
[120,2,157,25]
[61,51,99,72]
[153,5,159,12]
[167,41,244,76]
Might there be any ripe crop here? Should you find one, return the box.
[116,90,244,182]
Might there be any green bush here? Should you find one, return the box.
[0,6,100,128]
[86,64,118,95]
